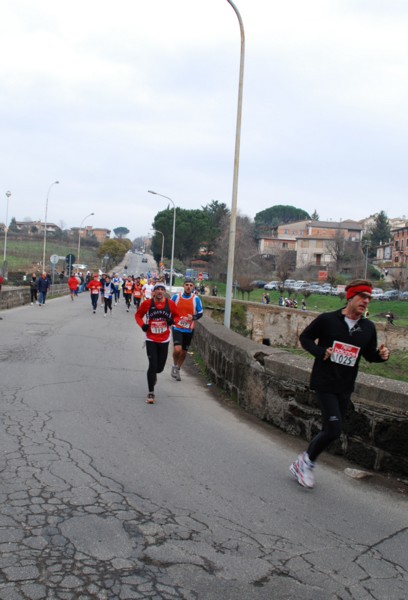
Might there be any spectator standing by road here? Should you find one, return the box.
[36,272,50,306]
[29,274,37,305]
[170,278,203,381]
[289,279,390,489]
[385,311,394,325]
[135,283,181,404]
[87,274,102,314]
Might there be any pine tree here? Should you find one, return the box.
[369,211,391,251]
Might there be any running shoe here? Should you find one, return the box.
[290,452,315,489]
[171,366,179,379]
[175,369,181,381]
[145,393,155,404]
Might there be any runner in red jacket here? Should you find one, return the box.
[86,274,102,313]
[67,275,79,301]
[135,283,181,404]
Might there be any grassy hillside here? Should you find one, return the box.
[0,238,101,276]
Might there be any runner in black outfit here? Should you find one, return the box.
[290,279,390,489]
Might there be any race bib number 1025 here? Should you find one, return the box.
[330,341,360,367]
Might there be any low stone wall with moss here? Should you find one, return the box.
[0,284,68,310]
[193,316,408,476]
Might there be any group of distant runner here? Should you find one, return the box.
[67,271,203,405]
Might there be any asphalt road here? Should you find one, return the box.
[0,263,407,599]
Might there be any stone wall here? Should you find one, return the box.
[0,284,68,311]
[193,316,408,476]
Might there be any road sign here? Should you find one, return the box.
[50,254,59,265]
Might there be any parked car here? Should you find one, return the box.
[318,284,332,295]
[283,279,296,289]
[250,280,268,288]
[400,291,408,301]
[264,280,281,290]
[370,288,384,300]
[379,290,401,301]
[308,284,323,294]
[164,268,183,278]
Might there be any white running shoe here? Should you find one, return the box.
[290,452,315,489]
[175,369,181,381]
[171,366,179,379]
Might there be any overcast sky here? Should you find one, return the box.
[1,0,407,240]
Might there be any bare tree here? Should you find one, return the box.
[275,249,295,283]
[210,214,261,280]
[326,231,347,270]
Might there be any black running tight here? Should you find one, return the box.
[145,341,169,392]
[307,391,351,462]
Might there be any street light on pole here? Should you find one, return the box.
[2,190,11,279]
[42,180,59,273]
[77,212,95,268]
[224,0,245,329]
[148,190,176,294]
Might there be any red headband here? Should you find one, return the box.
[346,284,372,300]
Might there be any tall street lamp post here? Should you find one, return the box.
[42,181,59,273]
[148,190,176,294]
[77,212,95,268]
[2,190,11,279]
[224,0,245,329]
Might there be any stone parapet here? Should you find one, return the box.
[193,316,408,476]
[0,284,68,311]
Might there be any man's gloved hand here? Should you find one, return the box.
[142,324,149,332]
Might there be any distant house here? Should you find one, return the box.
[375,242,393,263]
[258,219,363,269]
[91,228,111,243]
[391,224,408,266]
[69,227,110,243]
[14,221,61,235]
[258,236,296,255]
[70,225,94,239]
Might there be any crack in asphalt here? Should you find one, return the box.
[1,387,408,600]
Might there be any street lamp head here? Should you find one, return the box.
[6,191,11,198]
[147,190,157,195]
